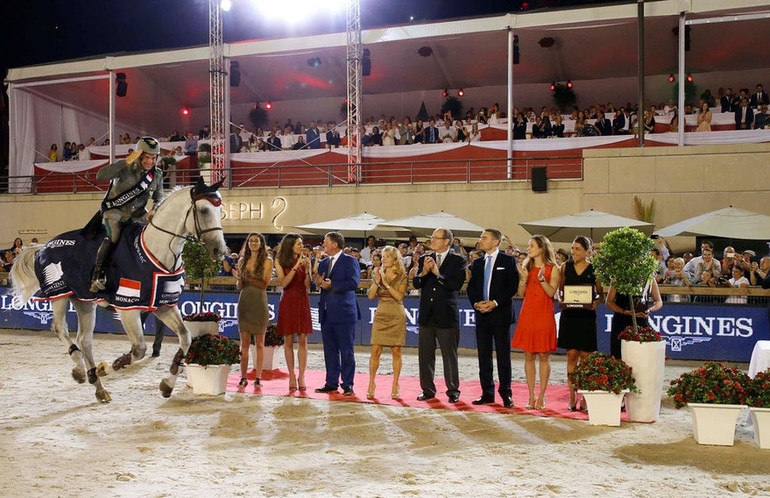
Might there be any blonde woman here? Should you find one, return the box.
[235,233,273,388]
[512,235,561,410]
[366,246,408,399]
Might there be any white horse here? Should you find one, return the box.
[11,180,227,403]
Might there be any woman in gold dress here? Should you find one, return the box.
[366,246,408,399]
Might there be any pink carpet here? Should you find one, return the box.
[226,368,631,421]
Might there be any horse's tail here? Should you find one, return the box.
[10,247,41,304]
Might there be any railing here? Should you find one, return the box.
[1,155,583,194]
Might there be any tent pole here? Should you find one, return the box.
[224,56,232,184]
[506,27,513,180]
[637,0,645,147]
[677,12,686,146]
[8,83,15,188]
[109,71,115,165]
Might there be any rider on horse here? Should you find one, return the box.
[89,136,165,293]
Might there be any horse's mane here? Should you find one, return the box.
[153,186,191,213]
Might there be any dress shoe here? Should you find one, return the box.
[315,384,338,393]
[448,393,460,403]
[151,350,160,357]
[416,393,436,401]
[502,396,514,408]
[471,395,495,405]
[342,386,354,396]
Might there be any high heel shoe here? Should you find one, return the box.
[238,377,248,388]
[536,397,547,410]
[289,377,297,392]
[391,386,400,399]
[254,378,261,386]
[366,383,376,399]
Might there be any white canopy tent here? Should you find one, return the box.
[519,209,654,242]
[7,0,770,187]
[654,207,770,240]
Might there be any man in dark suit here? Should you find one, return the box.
[313,231,361,395]
[735,98,755,130]
[467,229,519,407]
[612,108,629,135]
[594,111,613,136]
[306,121,322,149]
[751,84,769,108]
[423,118,440,144]
[720,88,734,113]
[413,227,467,403]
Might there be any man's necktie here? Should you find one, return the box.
[483,254,493,301]
[435,253,442,268]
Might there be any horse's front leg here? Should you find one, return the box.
[72,300,111,403]
[51,298,87,384]
[99,309,147,375]
[154,306,191,398]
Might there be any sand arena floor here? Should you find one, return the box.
[1,328,769,497]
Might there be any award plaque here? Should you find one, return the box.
[560,284,595,309]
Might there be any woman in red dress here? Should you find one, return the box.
[512,235,560,410]
[276,233,312,391]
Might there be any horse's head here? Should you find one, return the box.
[189,177,227,261]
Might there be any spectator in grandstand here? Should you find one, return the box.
[48,144,58,162]
[650,248,666,283]
[749,256,770,286]
[725,266,750,304]
[684,240,714,276]
[197,125,210,139]
[168,131,183,142]
[397,243,412,271]
[663,257,691,303]
[591,111,611,136]
[613,107,630,135]
[512,110,527,140]
[293,121,303,135]
[720,88,734,112]
[720,246,737,274]
[700,89,716,108]
[735,98,754,130]
[452,237,467,257]
[326,122,341,148]
[62,141,72,161]
[368,126,383,146]
[306,121,321,149]
[643,106,656,134]
[364,251,382,280]
[696,102,712,132]
[280,126,296,150]
[439,119,455,143]
[266,130,281,151]
[467,122,482,142]
[693,247,721,282]
[738,250,756,273]
[455,120,468,142]
[382,122,397,146]
[293,135,307,150]
[754,105,770,129]
[413,119,425,144]
[550,114,565,138]
[183,132,198,155]
[683,252,693,264]
[360,236,377,264]
[751,84,769,108]
[668,110,679,132]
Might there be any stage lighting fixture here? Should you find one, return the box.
[549,82,556,91]
[181,107,190,116]
[687,74,693,82]
[221,0,232,11]
[566,80,573,89]
[458,88,465,97]
[668,74,676,83]
[265,102,273,110]
[115,72,127,97]
[442,89,448,98]
[513,35,520,65]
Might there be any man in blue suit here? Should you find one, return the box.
[314,231,361,395]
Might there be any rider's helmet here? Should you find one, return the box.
[136,136,161,156]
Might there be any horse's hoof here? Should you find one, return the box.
[96,389,112,403]
[112,353,132,371]
[159,380,173,398]
[96,362,109,377]
[71,368,86,384]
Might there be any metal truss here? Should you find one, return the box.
[346,0,362,183]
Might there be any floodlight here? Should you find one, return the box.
[458,88,465,97]
[221,0,232,12]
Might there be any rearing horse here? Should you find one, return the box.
[11,179,226,403]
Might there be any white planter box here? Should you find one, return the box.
[185,321,220,338]
[621,339,666,422]
[687,403,745,446]
[249,345,283,371]
[578,389,628,426]
[186,364,231,395]
[749,406,770,449]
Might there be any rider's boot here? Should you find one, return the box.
[90,238,115,293]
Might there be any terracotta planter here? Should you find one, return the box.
[687,403,745,446]
[186,364,231,395]
[185,320,219,338]
[749,406,770,449]
[578,389,629,426]
[621,339,666,422]
[249,344,283,371]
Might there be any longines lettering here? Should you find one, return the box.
[602,314,753,338]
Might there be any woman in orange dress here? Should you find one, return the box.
[512,235,561,410]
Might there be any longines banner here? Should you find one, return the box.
[1,288,767,362]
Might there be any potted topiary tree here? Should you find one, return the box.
[182,238,222,337]
[185,333,239,395]
[667,362,749,446]
[570,352,638,426]
[593,226,664,422]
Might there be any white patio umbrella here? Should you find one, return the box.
[519,209,654,243]
[294,212,411,239]
[379,211,485,238]
[654,207,770,240]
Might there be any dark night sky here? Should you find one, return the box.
[1,0,614,72]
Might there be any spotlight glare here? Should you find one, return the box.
[686,73,693,82]
[566,80,573,89]
[181,107,190,116]
[442,89,448,98]
[221,0,232,12]
[458,88,465,97]
[549,82,555,91]
[668,74,675,83]
[265,102,273,110]
[255,0,345,22]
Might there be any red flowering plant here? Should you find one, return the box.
[184,333,239,366]
[183,311,222,323]
[667,362,749,409]
[570,352,638,395]
[618,325,662,343]
[747,370,770,408]
[264,323,285,347]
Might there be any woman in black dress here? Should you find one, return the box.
[557,236,603,411]
[606,277,663,359]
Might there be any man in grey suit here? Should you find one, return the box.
[412,227,467,403]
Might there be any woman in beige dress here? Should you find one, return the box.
[696,102,712,132]
[366,246,408,399]
[235,233,273,388]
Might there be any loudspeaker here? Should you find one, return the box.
[116,72,127,97]
[513,35,520,65]
[531,167,547,192]
[362,48,371,77]
[230,61,240,87]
